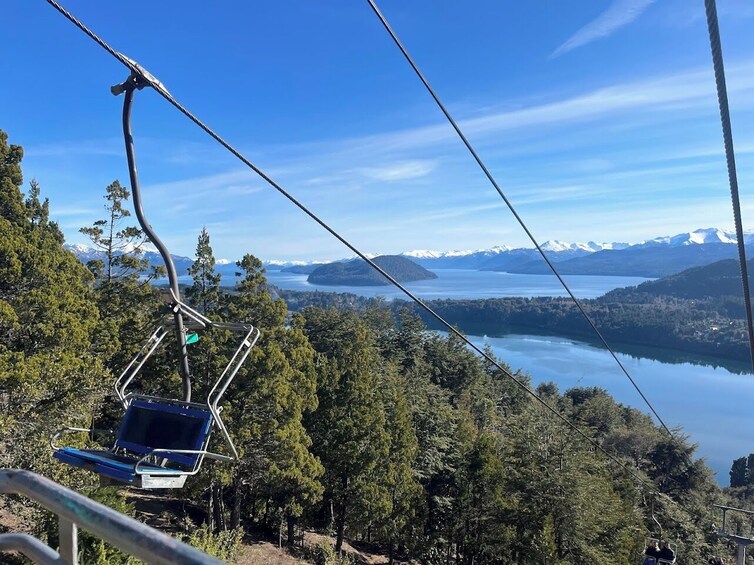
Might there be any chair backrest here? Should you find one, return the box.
[114,399,214,468]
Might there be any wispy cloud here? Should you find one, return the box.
[356,160,437,182]
[550,0,656,59]
[25,138,123,158]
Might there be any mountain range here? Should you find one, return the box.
[65,228,754,280]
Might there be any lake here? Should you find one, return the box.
[262,269,650,300]
[472,332,752,484]
[175,267,745,483]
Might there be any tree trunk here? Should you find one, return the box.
[279,513,283,549]
[262,498,270,529]
[230,475,242,530]
[206,479,215,532]
[335,503,347,553]
[286,515,296,546]
[212,483,225,531]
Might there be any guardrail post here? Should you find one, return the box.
[58,517,78,564]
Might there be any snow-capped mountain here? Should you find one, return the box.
[633,228,750,249]
[66,227,754,280]
[402,245,512,260]
[64,243,324,276]
[540,240,630,252]
[64,243,195,274]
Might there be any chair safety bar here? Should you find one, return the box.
[207,325,260,459]
[115,326,169,407]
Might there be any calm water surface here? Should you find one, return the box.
[472,333,753,484]
[263,269,650,300]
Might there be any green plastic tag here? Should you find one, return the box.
[186,332,199,345]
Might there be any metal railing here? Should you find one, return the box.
[0,469,224,564]
[713,504,754,565]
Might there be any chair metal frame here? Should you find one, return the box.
[52,292,260,488]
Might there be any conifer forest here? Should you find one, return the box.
[3,127,754,564]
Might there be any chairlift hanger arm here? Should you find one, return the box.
[112,68,192,402]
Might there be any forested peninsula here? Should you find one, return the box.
[279,259,753,364]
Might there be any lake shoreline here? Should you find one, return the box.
[425,320,751,374]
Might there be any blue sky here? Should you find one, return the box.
[3,0,754,262]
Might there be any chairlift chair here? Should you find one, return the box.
[52,292,260,488]
[51,62,260,488]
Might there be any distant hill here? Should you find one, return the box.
[508,243,743,278]
[281,264,320,275]
[603,258,754,301]
[307,255,437,286]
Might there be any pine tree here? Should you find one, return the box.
[223,254,323,540]
[79,180,150,283]
[0,129,108,515]
[184,228,228,398]
[303,308,391,552]
[186,227,222,314]
[379,371,422,563]
[79,181,163,371]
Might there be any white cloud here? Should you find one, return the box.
[356,160,437,182]
[550,0,657,59]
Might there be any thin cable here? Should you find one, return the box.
[704,0,754,375]
[365,0,672,435]
[42,0,662,489]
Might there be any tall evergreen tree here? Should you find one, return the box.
[303,308,391,552]
[186,227,222,314]
[223,254,323,540]
[0,129,108,532]
[79,181,163,371]
[79,180,150,283]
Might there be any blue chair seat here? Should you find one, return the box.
[54,447,183,484]
[53,399,214,486]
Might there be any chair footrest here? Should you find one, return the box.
[54,448,185,487]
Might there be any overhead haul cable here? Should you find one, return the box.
[43,0,663,490]
[365,0,672,435]
[703,0,754,375]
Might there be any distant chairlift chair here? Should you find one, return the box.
[52,291,260,489]
[641,536,677,565]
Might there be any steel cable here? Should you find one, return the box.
[704,0,754,375]
[43,0,665,489]
[365,0,672,434]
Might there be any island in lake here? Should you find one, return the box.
[307,255,438,286]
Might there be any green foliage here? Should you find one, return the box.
[309,538,354,565]
[0,129,107,491]
[729,454,754,487]
[303,308,392,551]
[185,525,242,560]
[79,180,154,283]
[78,489,140,565]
